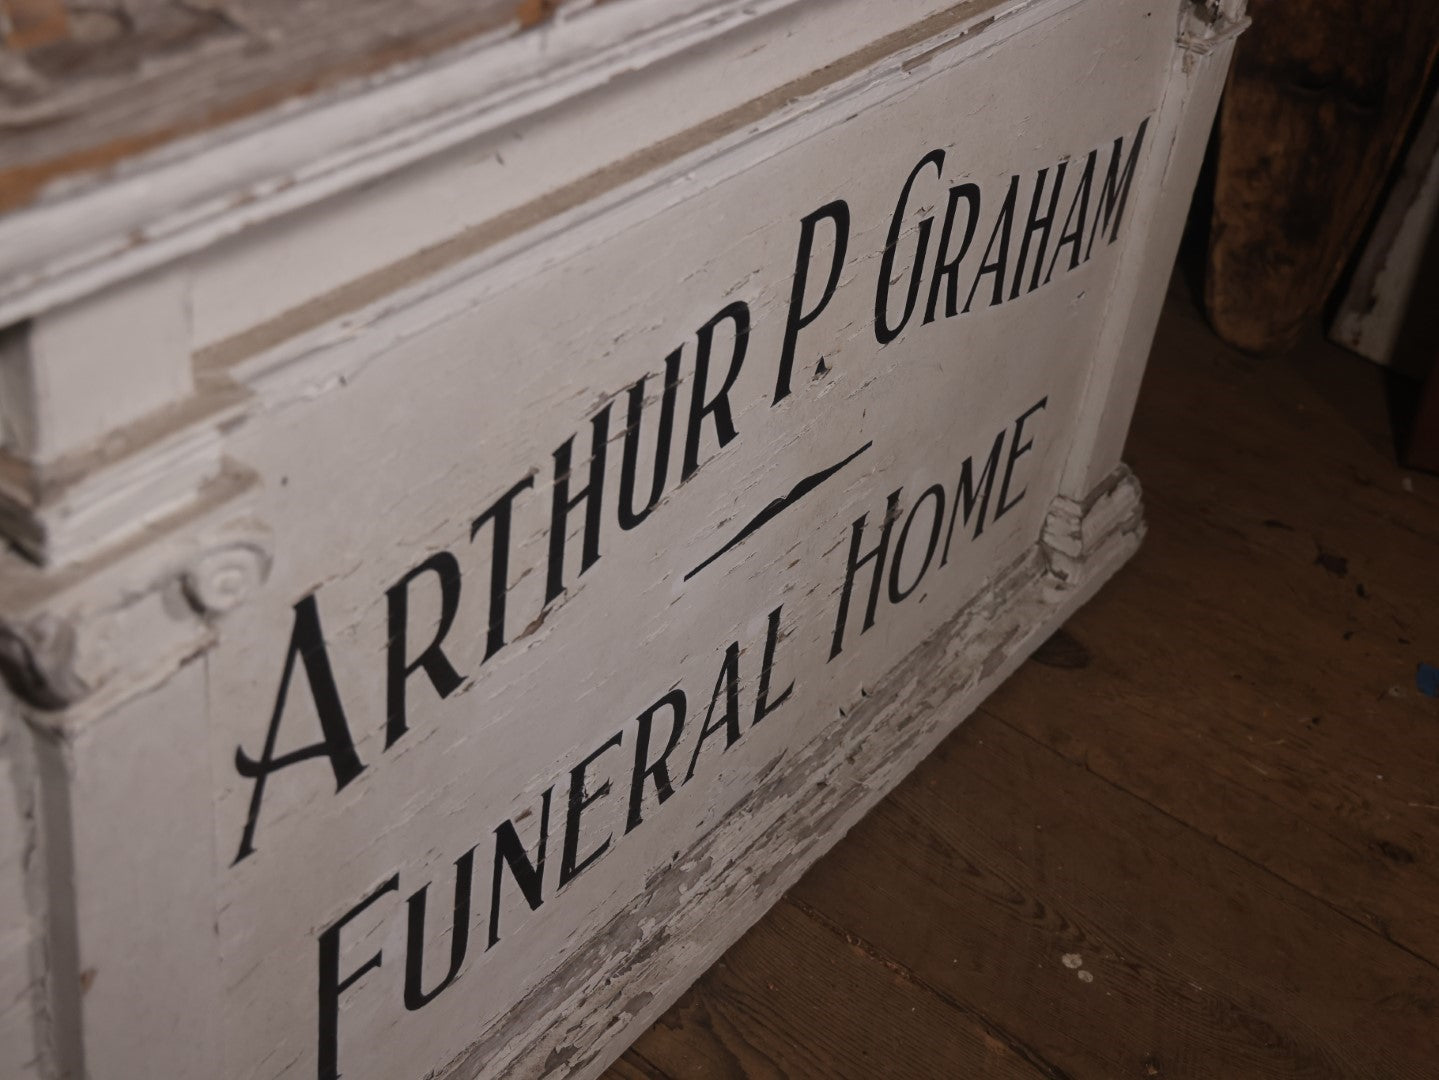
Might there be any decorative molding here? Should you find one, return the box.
[0,614,87,711]
[213,0,1092,394]
[1178,0,1250,55]
[0,468,270,718]
[181,539,273,618]
[1041,465,1146,597]
[0,374,248,569]
[0,0,814,328]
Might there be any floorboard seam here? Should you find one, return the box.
[624,1048,675,1080]
[782,895,1075,1080]
[984,708,1439,976]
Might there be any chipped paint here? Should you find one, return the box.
[0,0,1243,1076]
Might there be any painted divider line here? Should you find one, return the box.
[684,441,873,581]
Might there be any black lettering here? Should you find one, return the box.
[546,405,612,604]
[618,348,682,530]
[829,489,902,660]
[775,201,850,405]
[996,397,1047,520]
[234,594,365,865]
[753,605,793,725]
[626,690,687,834]
[1087,117,1150,257]
[923,183,982,324]
[940,432,1006,563]
[1011,162,1068,298]
[1046,149,1095,282]
[385,553,465,749]
[876,150,945,345]
[682,302,751,481]
[888,484,945,603]
[318,874,399,1080]
[403,848,476,1011]
[560,731,624,887]
[488,787,553,949]
[684,642,742,783]
[470,475,535,661]
[963,174,1020,312]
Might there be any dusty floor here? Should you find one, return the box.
[601,282,1439,1078]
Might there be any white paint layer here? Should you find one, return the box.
[0,1,1244,1078]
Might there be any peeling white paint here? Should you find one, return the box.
[0,1,1245,1078]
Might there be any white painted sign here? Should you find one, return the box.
[0,1,1248,1077]
[217,16,1159,1080]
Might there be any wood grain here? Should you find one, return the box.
[626,900,1051,1080]
[1,0,68,50]
[606,1051,673,1080]
[1205,0,1439,354]
[0,0,535,212]
[793,718,1439,1078]
[985,296,1439,964]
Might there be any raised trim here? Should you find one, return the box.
[0,465,269,718]
[0,0,1070,333]
[0,374,249,568]
[0,0,809,328]
[207,0,1089,392]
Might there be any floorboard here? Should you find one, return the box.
[605,283,1439,1079]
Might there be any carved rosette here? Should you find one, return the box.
[0,504,273,712]
[182,540,273,617]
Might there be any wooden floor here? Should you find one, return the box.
[602,283,1439,1079]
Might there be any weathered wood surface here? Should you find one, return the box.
[0,3,1247,1078]
[1206,0,1439,354]
[201,17,1153,1066]
[620,899,1052,1080]
[0,0,550,211]
[0,0,68,51]
[0,0,1028,360]
[611,282,1439,1078]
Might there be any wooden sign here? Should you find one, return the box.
[0,1,1248,1078]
